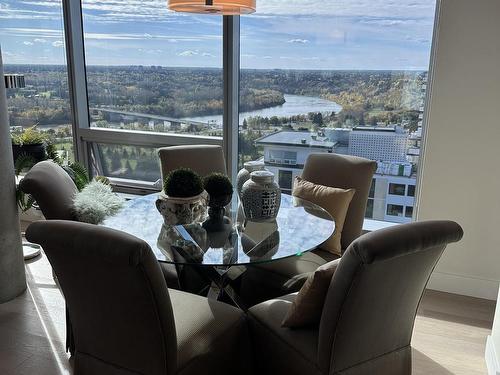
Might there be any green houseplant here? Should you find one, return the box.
[163,168,204,198]
[155,168,208,225]
[203,173,233,199]
[11,125,48,164]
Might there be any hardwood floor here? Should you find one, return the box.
[412,290,494,374]
[0,252,495,374]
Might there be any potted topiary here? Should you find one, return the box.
[11,126,48,164]
[202,172,233,231]
[156,168,208,225]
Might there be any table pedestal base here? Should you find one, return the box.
[194,265,248,310]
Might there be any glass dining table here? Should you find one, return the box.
[103,193,335,308]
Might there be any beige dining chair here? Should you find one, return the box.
[26,220,252,375]
[240,153,377,305]
[248,220,463,375]
[158,144,226,180]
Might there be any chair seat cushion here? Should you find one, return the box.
[248,294,323,375]
[169,290,250,375]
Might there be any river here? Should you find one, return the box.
[182,94,342,126]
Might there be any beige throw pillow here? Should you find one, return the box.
[292,176,355,256]
[282,259,340,328]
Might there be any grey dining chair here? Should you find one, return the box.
[19,160,78,221]
[19,160,181,356]
[247,220,463,375]
[26,220,251,375]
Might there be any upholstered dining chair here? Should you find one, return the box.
[19,160,181,355]
[26,220,251,375]
[247,220,463,375]
[19,160,78,220]
[239,153,377,304]
[158,144,226,179]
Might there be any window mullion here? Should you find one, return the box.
[223,15,240,184]
[62,0,91,171]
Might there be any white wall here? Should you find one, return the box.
[417,0,500,300]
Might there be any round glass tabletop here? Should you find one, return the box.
[102,193,335,267]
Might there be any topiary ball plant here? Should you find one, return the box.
[163,168,204,198]
[203,173,233,198]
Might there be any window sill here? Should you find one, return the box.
[362,218,399,232]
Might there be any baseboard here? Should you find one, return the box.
[427,271,499,300]
[486,336,500,375]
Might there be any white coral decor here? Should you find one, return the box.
[73,181,125,224]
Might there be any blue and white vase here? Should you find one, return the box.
[236,160,265,197]
[240,170,281,222]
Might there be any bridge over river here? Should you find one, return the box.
[90,107,211,129]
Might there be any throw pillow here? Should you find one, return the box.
[292,176,355,255]
[282,259,340,328]
[73,181,124,224]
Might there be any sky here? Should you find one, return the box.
[0,0,436,70]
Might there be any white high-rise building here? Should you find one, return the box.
[255,127,417,224]
[348,126,408,162]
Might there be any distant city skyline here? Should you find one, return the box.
[0,0,436,70]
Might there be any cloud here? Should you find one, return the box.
[177,50,198,56]
[288,38,309,44]
[82,32,216,42]
[359,18,411,26]
[257,0,435,19]
[0,28,62,40]
[202,52,215,57]
[34,38,47,43]
[52,40,64,47]
[405,35,430,44]
[0,5,60,21]
[23,41,34,45]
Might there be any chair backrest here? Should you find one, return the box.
[317,220,463,374]
[301,153,376,251]
[19,160,78,220]
[25,220,177,375]
[158,145,226,180]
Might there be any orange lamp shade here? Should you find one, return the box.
[167,0,256,15]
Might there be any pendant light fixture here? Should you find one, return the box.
[167,0,256,15]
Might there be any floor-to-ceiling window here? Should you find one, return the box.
[0,0,73,164]
[238,0,436,223]
[2,0,437,221]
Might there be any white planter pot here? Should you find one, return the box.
[156,191,208,226]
